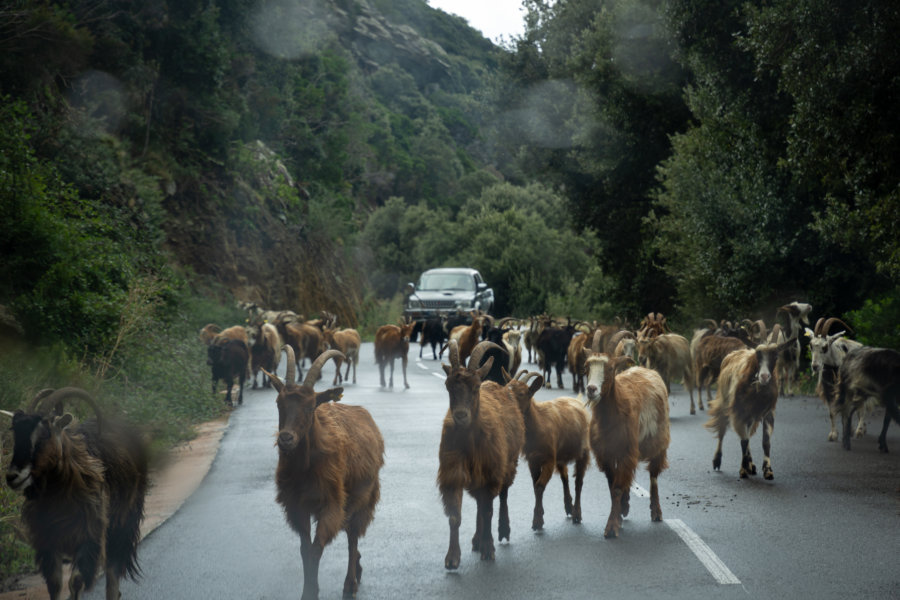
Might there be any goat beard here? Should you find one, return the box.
[279,436,312,472]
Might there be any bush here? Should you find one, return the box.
[845,289,900,350]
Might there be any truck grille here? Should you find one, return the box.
[422,300,458,309]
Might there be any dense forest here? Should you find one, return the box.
[1,0,899,583]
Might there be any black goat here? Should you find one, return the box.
[2,388,148,600]
[536,320,578,389]
[418,316,448,360]
[207,337,248,406]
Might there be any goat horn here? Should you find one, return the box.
[822,317,854,337]
[813,317,826,337]
[303,350,345,388]
[447,339,460,370]
[27,388,56,413]
[35,387,103,433]
[282,345,297,385]
[468,341,502,372]
[591,330,603,354]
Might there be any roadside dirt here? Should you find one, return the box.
[0,416,229,599]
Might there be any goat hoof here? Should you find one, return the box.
[480,544,496,561]
[764,470,774,481]
[690,409,696,415]
[445,553,460,570]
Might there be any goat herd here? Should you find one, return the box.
[3,301,899,600]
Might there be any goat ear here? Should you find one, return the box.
[316,388,343,406]
[442,363,452,376]
[0,409,15,419]
[804,327,815,339]
[51,413,74,432]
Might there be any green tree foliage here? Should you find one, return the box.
[495,0,690,315]
[655,0,893,320]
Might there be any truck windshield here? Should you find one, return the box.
[418,273,474,292]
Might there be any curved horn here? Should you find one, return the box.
[591,330,603,354]
[282,345,297,385]
[754,320,768,342]
[468,341,502,372]
[822,317,854,338]
[768,323,784,344]
[35,387,103,432]
[448,339,461,370]
[813,317,826,337]
[28,388,56,413]
[302,349,345,388]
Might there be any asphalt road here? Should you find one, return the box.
[86,342,899,600]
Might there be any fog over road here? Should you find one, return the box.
[87,343,899,599]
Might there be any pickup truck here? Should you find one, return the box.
[403,268,494,321]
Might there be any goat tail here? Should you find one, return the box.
[704,394,729,437]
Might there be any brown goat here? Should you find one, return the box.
[637,333,695,413]
[706,340,790,479]
[265,347,384,600]
[567,329,595,394]
[249,322,281,389]
[583,336,670,539]
[454,311,484,365]
[374,318,416,388]
[438,341,525,569]
[322,326,361,385]
[692,335,748,413]
[282,321,324,379]
[2,388,148,600]
[506,370,590,530]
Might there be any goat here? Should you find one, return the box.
[583,336,670,539]
[637,312,669,341]
[418,316,447,360]
[523,314,550,364]
[249,322,281,389]
[454,311,485,365]
[282,321,324,379]
[2,388,148,600]
[537,318,579,389]
[322,326,361,385]
[264,347,384,600]
[567,328,594,394]
[706,337,791,479]
[692,334,749,413]
[501,328,523,375]
[637,333,696,413]
[438,340,525,569]
[805,317,867,441]
[505,370,590,530]
[374,317,416,388]
[834,346,900,453]
[773,302,812,397]
[207,337,249,406]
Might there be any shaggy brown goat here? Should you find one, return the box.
[374,318,416,388]
[706,338,791,479]
[637,333,695,413]
[265,347,384,600]
[583,336,670,539]
[2,388,148,600]
[322,326,361,385]
[438,341,525,569]
[505,370,590,530]
[692,335,748,413]
[282,321,325,379]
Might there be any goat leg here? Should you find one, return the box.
[442,487,462,570]
[739,438,756,477]
[497,485,511,542]
[342,529,361,599]
[36,550,63,600]
[556,463,573,519]
[478,493,496,560]
[531,462,552,530]
[762,413,774,480]
[571,453,588,524]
